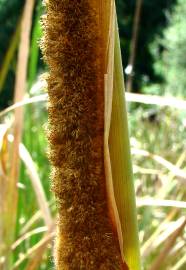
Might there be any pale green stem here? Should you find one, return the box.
[108,19,141,270]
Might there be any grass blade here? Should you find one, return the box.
[108,16,141,270]
[11,227,47,250]
[4,0,35,267]
[149,218,186,270]
[12,231,54,270]
[0,21,20,92]
[141,209,177,257]
[28,2,43,89]
[137,198,186,209]
[0,94,47,118]
[132,148,186,183]
[18,142,53,229]
[171,252,186,270]
[126,92,186,110]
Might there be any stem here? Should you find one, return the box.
[108,19,141,270]
[0,20,20,92]
[3,0,35,268]
[126,0,143,92]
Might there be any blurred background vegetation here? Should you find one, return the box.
[0,0,186,269]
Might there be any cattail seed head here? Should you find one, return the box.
[42,0,127,269]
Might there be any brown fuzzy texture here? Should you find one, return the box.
[42,0,125,269]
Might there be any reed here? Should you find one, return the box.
[42,0,141,269]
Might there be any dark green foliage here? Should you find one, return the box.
[161,0,186,97]
[0,0,178,109]
[116,0,177,92]
[0,0,24,22]
[0,0,43,109]
[0,0,25,109]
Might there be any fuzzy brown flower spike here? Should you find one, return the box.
[42,0,127,269]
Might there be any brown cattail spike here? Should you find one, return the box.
[42,0,127,269]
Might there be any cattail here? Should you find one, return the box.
[42,0,128,269]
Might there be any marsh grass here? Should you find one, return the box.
[0,0,186,269]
